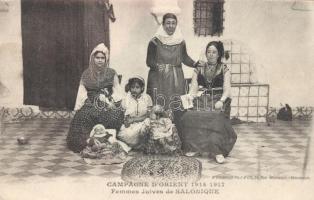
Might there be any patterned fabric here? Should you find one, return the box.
[66,45,124,153]
[197,63,230,89]
[81,142,127,165]
[67,102,124,153]
[144,125,182,155]
[193,65,232,118]
[121,156,201,182]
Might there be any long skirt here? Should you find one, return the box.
[180,111,237,157]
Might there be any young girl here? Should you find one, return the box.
[118,76,152,150]
[144,105,182,155]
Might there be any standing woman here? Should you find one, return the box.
[146,13,198,117]
[67,43,124,153]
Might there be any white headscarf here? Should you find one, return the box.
[89,43,109,68]
[81,43,111,89]
[90,124,116,138]
[154,25,184,45]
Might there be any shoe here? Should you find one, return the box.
[185,152,199,157]
[215,154,225,164]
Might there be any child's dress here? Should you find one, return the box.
[118,92,152,149]
[81,124,130,165]
[144,117,182,155]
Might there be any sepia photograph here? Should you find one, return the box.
[0,0,313,199]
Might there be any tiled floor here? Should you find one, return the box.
[0,119,312,182]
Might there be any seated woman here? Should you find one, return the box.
[66,43,125,153]
[189,41,231,117]
[182,41,237,164]
[118,76,152,150]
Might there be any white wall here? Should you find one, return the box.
[0,0,23,107]
[111,0,314,107]
[0,0,313,107]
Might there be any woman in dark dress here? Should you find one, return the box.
[182,41,237,164]
[67,43,124,153]
[146,13,198,127]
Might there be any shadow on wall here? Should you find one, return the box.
[0,81,9,97]
[0,42,23,106]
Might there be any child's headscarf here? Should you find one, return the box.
[90,124,108,138]
[125,75,145,93]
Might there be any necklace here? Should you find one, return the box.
[205,63,221,85]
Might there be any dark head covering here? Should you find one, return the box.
[205,41,224,64]
[162,13,178,24]
[125,76,145,93]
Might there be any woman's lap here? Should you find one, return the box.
[67,105,124,152]
[180,111,237,156]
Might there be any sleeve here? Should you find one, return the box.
[121,96,127,110]
[74,82,87,111]
[146,94,153,107]
[146,40,157,70]
[121,94,130,115]
[221,65,231,102]
[112,74,125,102]
[181,41,196,68]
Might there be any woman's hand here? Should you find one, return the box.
[124,118,131,128]
[107,101,116,109]
[108,136,117,144]
[99,94,107,102]
[215,100,224,110]
[197,60,206,67]
[124,116,135,128]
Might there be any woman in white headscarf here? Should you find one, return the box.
[67,43,124,153]
[146,13,198,129]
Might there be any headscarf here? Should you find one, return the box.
[154,25,184,45]
[128,75,145,86]
[90,124,117,138]
[90,124,108,138]
[81,43,112,89]
[125,75,145,93]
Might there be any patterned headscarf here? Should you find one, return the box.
[81,43,112,89]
